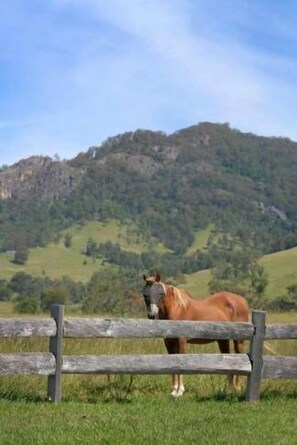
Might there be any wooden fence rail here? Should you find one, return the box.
[0,305,296,403]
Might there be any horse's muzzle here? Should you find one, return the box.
[148,314,156,320]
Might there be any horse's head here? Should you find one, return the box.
[142,274,166,319]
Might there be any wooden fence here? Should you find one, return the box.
[0,306,296,403]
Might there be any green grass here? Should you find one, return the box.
[0,396,297,445]
[182,246,297,300]
[260,246,297,299]
[186,225,214,255]
[181,269,211,297]
[0,220,297,301]
[0,220,168,282]
[0,311,296,444]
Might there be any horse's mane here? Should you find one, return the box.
[145,277,189,309]
[162,283,189,308]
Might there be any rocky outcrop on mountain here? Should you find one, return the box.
[1,122,297,254]
[0,156,84,201]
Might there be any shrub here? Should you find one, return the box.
[14,297,39,314]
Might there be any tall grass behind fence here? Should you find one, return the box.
[0,306,296,403]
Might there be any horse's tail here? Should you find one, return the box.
[246,306,277,355]
[263,342,277,355]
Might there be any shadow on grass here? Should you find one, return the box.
[63,376,135,404]
[193,390,246,403]
[0,389,47,403]
[1,385,296,405]
[194,388,297,403]
[259,388,297,401]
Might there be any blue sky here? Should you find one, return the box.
[1,0,297,166]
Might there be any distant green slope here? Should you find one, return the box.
[181,246,297,300]
[0,220,168,282]
[260,246,297,299]
[185,225,214,255]
[0,220,296,302]
[180,269,211,297]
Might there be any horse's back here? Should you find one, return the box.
[202,291,249,322]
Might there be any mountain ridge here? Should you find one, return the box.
[0,122,296,255]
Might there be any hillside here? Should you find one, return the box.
[0,122,297,286]
[0,123,297,312]
[0,220,168,282]
[182,246,297,301]
[0,220,296,301]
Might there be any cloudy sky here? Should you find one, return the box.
[1,0,297,166]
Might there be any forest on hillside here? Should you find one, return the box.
[0,123,297,313]
[1,122,297,257]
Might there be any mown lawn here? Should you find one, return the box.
[0,393,297,445]
[0,309,297,445]
[0,304,296,444]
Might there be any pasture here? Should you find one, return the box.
[0,220,168,282]
[0,308,296,444]
[0,219,297,301]
[183,246,297,299]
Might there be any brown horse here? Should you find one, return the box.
[142,273,250,397]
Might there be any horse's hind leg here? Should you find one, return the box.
[218,340,234,390]
[233,340,245,391]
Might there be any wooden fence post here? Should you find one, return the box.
[47,305,64,403]
[246,310,266,402]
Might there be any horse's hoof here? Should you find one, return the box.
[176,388,185,397]
[170,388,185,397]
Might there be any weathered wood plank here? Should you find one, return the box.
[0,353,55,375]
[262,356,297,379]
[0,319,56,337]
[265,324,297,339]
[246,310,266,402]
[62,353,251,375]
[64,318,253,340]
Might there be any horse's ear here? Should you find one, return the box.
[143,274,147,281]
[155,273,161,282]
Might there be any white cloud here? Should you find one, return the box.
[60,0,296,133]
[1,0,297,165]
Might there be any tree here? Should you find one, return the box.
[64,233,73,248]
[82,269,140,314]
[13,238,29,265]
[208,247,268,308]
[40,287,69,311]
[0,280,12,301]
[268,283,297,312]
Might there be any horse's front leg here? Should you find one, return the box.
[164,338,183,397]
[174,338,187,396]
[165,338,187,397]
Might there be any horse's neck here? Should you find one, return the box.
[162,284,189,318]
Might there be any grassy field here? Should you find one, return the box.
[0,226,296,445]
[0,334,296,444]
[185,225,214,255]
[0,308,296,444]
[183,247,297,300]
[0,396,297,445]
[0,220,296,301]
[260,247,297,299]
[0,220,168,282]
